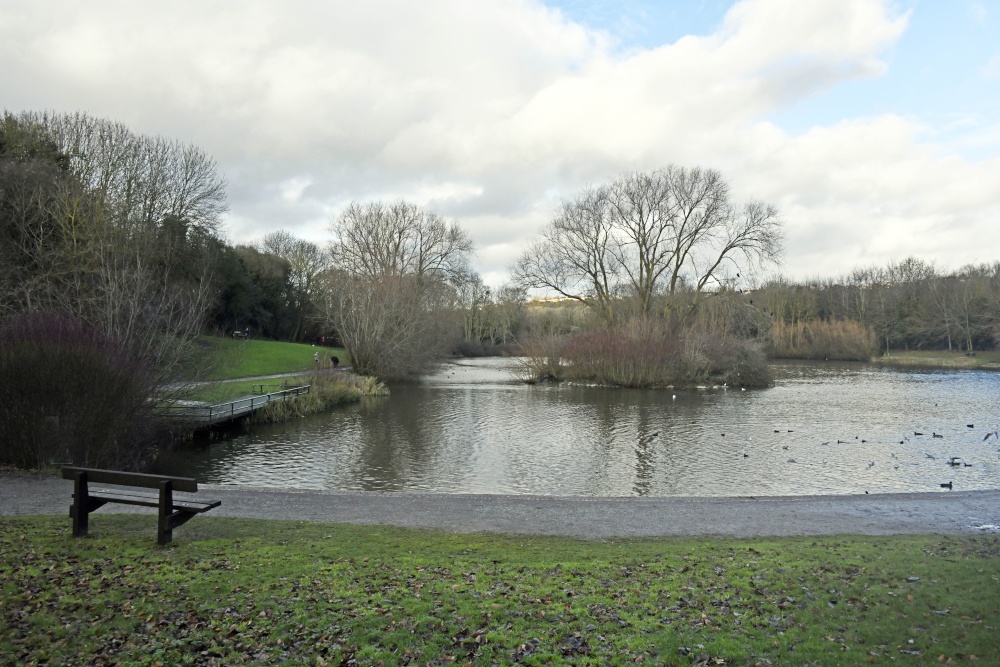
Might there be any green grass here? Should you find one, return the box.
[181,377,310,404]
[876,350,1000,370]
[179,337,348,381]
[2,516,998,666]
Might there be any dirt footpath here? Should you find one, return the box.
[2,471,998,539]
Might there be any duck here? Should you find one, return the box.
[940,481,953,490]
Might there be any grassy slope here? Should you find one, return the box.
[181,337,349,382]
[171,338,350,403]
[2,515,997,666]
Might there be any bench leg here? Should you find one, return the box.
[158,480,174,545]
[70,472,90,537]
[69,473,109,537]
[69,472,107,537]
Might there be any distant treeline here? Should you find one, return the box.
[755,257,1000,355]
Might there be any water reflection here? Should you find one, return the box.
[155,358,1000,497]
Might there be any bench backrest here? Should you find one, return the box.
[62,466,199,492]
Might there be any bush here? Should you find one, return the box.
[719,339,772,388]
[253,371,388,424]
[561,319,683,387]
[767,319,877,361]
[0,311,157,469]
[512,332,567,383]
[452,339,503,358]
[518,319,772,388]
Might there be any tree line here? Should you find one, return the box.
[754,257,1000,356]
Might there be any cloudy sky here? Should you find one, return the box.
[2,0,998,286]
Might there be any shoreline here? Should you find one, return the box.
[3,470,997,539]
[872,353,1000,371]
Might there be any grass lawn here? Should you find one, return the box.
[179,337,348,382]
[876,350,1000,370]
[2,515,998,666]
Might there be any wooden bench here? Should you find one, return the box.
[62,467,221,545]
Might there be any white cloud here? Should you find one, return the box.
[1,0,998,284]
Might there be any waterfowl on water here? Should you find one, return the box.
[940,481,953,489]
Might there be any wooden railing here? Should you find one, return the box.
[158,385,310,425]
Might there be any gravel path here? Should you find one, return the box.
[3,471,998,539]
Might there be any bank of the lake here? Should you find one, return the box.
[873,349,1000,370]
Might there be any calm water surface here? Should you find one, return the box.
[156,359,1000,497]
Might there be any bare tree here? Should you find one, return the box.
[331,200,473,283]
[323,200,474,379]
[328,273,459,379]
[509,188,619,322]
[511,167,782,324]
[17,111,226,239]
[456,277,527,348]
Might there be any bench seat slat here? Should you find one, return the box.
[83,490,220,513]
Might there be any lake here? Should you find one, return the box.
[155,358,1000,497]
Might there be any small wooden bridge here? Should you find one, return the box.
[159,384,310,427]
